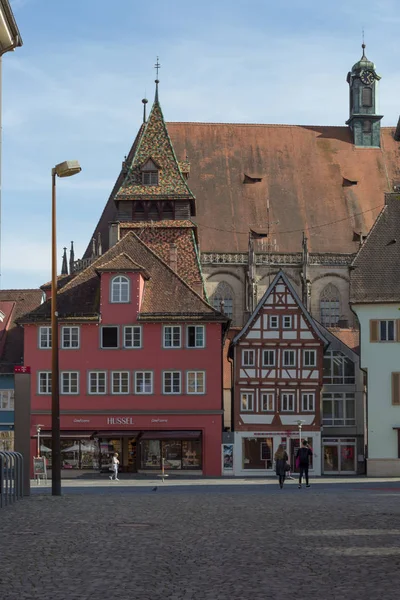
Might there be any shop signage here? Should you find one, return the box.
[14,366,31,374]
[73,419,90,424]
[107,417,135,425]
[151,418,168,423]
[252,431,296,437]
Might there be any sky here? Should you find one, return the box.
[2,0,400,289]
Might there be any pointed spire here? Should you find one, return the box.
[91,236,96,258]
[97,231,102,257]
[61,247,68,275]
[69,241,75,274]
[154,56,161,102]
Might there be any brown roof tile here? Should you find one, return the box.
[327,327,360,354]
[96,252,148,274]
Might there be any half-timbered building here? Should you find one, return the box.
[230,271,328,476]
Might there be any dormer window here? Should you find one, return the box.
[141,158,160,186]
[111,275,130,303]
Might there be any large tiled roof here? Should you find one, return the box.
[0,289,42,371]
[350,193,400,303]
[85,121,400,257]
[20,232,227,324]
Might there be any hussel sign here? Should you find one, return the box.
[107,417,135,425]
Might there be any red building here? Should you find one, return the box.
[20,85,229,477]
[230,271,328,476]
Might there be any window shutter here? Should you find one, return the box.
[392,373,400,405]
[370,320,379,342]
[396,320,400,342]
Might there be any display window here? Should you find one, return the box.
[242,437,273,469]
[140,438,202,470]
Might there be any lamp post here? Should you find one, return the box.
[36,423,44,457]
[51,160,81,496]
[297,419,305,451]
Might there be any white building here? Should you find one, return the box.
[350,193,400,476]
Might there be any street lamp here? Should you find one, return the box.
[36,423,44,457]
[297,419,305,451]
[51,160,81,496]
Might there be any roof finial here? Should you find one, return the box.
[362,28,366,58]
[69,241,75,274]
[142,97,148,123]
[61,247,68,275]
[154,56,161,102]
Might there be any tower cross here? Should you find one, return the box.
[154,57,161,79]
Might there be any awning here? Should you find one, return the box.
[140,431,202,440]
[92,431,140,438]
[39,431,92,438]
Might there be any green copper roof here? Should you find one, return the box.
[351,44,375,71]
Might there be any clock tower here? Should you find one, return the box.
[346,44,383,148]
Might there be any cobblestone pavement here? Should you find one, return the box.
[1,481,400,600]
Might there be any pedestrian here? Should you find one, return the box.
[274,444,289,489]
[109,452,120,481]
[296,440,312,488]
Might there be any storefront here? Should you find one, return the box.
[30,413,221,476]
[233,430,322,477]
[322,438,357,474]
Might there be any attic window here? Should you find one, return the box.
[243,174,263,184]
[342,177,358,187]
[142,171,158,185]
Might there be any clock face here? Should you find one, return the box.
[360,70,375,85]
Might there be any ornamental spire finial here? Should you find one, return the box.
[154,56,161,101]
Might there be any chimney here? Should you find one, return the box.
[192,281,203,297]
[97,231,102,256]
[394,116,400,141]
[109,222,120,248]
[169,243,178,272]
[69,241,75,274]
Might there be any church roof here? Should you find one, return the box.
[350,193,400,304]
[19,232,226,323]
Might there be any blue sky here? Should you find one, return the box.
[3,0,400,289]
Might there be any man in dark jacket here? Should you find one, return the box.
[296,440,312,488]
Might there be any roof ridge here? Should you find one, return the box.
[168,121,398,129]
[351,204,388,267]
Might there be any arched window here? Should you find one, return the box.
[211,282,234,318]
[320,284,340,327]
[111,276,130,303]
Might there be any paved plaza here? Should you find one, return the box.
[1,478,400,600]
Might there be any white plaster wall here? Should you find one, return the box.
[354,304,400,460]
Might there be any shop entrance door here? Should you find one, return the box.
[323,439,356,474]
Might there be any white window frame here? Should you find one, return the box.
[61,371,79,395]
[123,325,142,349]
[242,349,255,367]
[262,349,276,367]
[240,392,254,412]
[303,349,316,367]
[269,316,279,329]
[135,371,153,394]
[186,325,205,348]
[0,390,14,410]
[323,351,355,384]
[301,392,315,412]
[38,372,51,395]
[111,275,130,303]
[61,326,80,349]
[187,371,205,394]
[281,392,295,412]
[39,326,51,349]
[101,326,119,349]
[261,391,275,412]
[163,371,181,394]
[283,315,292,329]
[283,350,296,367]
[379,320,395,342]
[88,371,107,395]
[163,325,181,348]
[322,393,356,427]
[111,371,130,394]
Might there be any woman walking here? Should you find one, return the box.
[274,444,289,489]
[109,452,120,481]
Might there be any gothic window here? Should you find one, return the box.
[211,282,234,318]
[320,283,340,327]
[363,120,372,134]
[362,87,372,107]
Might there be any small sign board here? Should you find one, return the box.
[14,366,31,374]
[33,457,47,483]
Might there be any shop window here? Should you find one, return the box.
[301,393,315,412]
[261,392,274,412]
[61,326,80,349]
[60,439,99,470]
[323,351,355,384]
[0,430,14,451]
[39,326,51,349]
[187,371,205,394]
[89,371,107,394]
[283,316,292,329]
[101,326,119,349]
[0,390,14,410]
[242,349,255,367]
[135,371,153,394]
[124,325,142,348]
[140,439,202,470]
[38,372,51,394]
[111,275,130,303]
[61,372,79,394]
[163,325,181,348]
[163,371,181,394]
[111,371,129,394]
[281,392,295,412]
[262,350,275,367]
[320,284,340,327]
[211,281,234,318]
[283,350,296,367]
[269,315,279,329]
[323,438,356,474]
[240,392,254,412]
[322,393,355,426]
[303,349,316,367]
[187,325,205,348]
[242,437,273,469]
